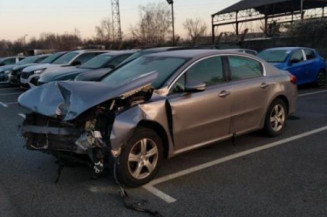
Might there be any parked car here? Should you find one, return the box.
[10,52,67,86]
[21,50,107,87]
[258,47,326,86]
[19,50,297,187]
[0,55,49,85]
[36,50,136,86]
[75,47,191,81]
[0,56,25,66]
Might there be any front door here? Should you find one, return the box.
[167,56,231,151]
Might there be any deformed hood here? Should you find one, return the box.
[18,72,157,121]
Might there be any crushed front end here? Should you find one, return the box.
[19,79,155,178]
[22,100,117,176]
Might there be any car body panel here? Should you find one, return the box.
[167,84,231,149]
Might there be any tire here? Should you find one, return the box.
[264,99,287,137]
[316,70,326,87]
[116,127,163,187]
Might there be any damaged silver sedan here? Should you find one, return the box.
[18,50,297,187]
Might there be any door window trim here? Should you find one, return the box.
[225,55,265,82]
[168,55,226,94]
[168,54,266,94]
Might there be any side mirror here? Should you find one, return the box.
[71,60,82,66]
[185,80,206,93]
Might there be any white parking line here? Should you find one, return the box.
[0,101,17,107]
[143,125,327,203]
[18,113,26,119]
[0,102,8,107]
[298,89,327,97]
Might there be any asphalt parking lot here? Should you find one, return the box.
[1,84,327,217]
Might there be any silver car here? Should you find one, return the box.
[19,50,297,187]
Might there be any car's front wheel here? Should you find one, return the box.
[116,127,163,187]
[264,99,287,137]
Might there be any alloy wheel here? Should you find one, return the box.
[269,104,286,132]
[127,138,159,180]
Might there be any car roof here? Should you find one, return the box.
[69,49,109,54]
[263,47,313,51]
[144,49,254,59]
[99,50,137,56]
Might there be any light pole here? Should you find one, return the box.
[167,0,175,46]
[301,0,304,21]
[23,34,28,45]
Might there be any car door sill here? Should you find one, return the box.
[173,134,233,155]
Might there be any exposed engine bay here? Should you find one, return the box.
[21,83,154,176]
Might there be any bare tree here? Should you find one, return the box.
[183,18,208,45]
[130,2,171,45]
[95,17,113,42]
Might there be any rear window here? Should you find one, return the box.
[228,56,263,80]
[53,52,79,64]
[304,49,316,60]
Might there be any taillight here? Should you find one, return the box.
[289,75,297,84]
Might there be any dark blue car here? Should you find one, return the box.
[258,47,326,86]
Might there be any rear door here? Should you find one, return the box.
[226,55,269,134]
[168,56,231,151]
[285,49,307,84]
[303,48,320,83]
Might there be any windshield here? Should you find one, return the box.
[116,51,143,67]
[40,52,64,63]
[53,52,79,64]
[258,50,289,63]
[17,56,39,65]
[102,56,188,89]
[81,54,113,69]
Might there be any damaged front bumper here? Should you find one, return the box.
[22,113,86,153]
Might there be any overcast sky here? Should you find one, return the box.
[0,0,239,41]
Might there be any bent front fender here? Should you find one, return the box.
[110,100,175,158]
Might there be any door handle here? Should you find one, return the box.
[260,82,269,89]
[218,90,230,97]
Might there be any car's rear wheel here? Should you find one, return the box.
[264,99,287,137]
[116,127,163,187]
[316,70,326,87]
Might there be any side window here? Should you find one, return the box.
[3,58,15,65]
[228,56,263,81]
[75,53,100,64]
[290,49,304,64]
[172,56,224,93]
[304,49,316,60]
